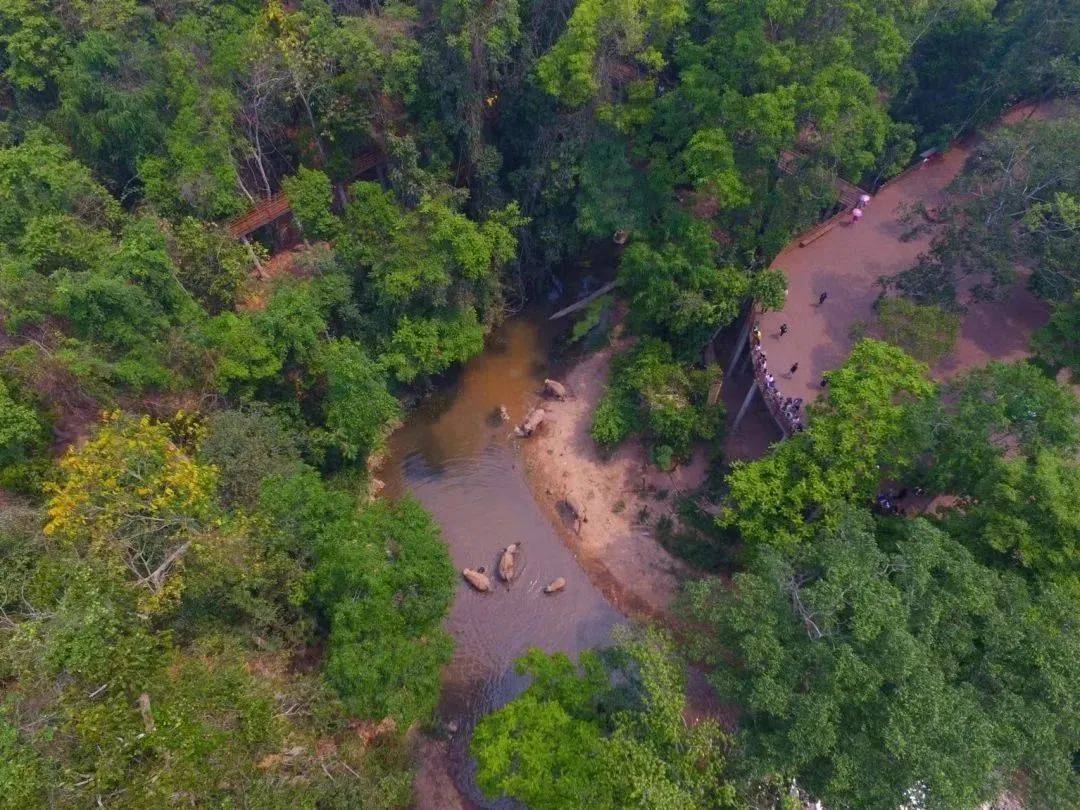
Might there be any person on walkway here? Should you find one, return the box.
[765,373,776,387]
[860,193,871,208]
[779,323,788,337]
[851,207,863,224]
[752,323,762,345]
[817,291,828,305]
[789,362,798,376]
[820,377,828,388]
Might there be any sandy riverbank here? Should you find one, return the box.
[521,341,711,619]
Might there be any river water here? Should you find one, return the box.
[380,305,623,806]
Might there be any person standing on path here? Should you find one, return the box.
[779,323,788,337]
[817,291,828,305]
[851,207,863,225]
[789,362,798,376]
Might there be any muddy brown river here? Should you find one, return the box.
[380,305,623,806]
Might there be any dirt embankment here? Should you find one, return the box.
[521,342,710,619]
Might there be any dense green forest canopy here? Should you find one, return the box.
[1,0,1078,806]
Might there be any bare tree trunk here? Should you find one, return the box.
[295,82,328,165]
[138,693,156,733]
[138,541,192,592]
[242,237,265,279]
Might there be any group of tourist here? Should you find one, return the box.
[749,326,804,434]
[746,280,853,435]
[850,192,872,224]
[874,486,923,516]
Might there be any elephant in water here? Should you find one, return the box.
[544,577,566,594]
[462,567,491,592]
[543,379,567,400]
[498,543,520,583]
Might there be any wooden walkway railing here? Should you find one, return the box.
[227,193,292,238]
[777,150,870,247]
[226,151,383,238]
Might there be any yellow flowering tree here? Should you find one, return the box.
[44,412,218,613]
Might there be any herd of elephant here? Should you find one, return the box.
[461,543,566,595]
[463,378,580,595]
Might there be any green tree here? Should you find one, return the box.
[0,129,119,244]
[910,361,1080,497]
[1034,291,1080,376]
[312,338,400,465]
[203,311,283,396]
[0,0,63,92]
[942,449,1080,587]
[749,268,788,312]
[720,340,933,555]
[681,127,748,208]
[535,0,688,107]
[380,308,487,383]
[168,218,254,312]
[684,509,1080,809]
[0,379,41,466]
[199,406,306,509]
[54,29,166,188]
[473,627,738,809]
[618,224,749,357]
[283,167,339,242]
[311,497,454,727]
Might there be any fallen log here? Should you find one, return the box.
[548,280,619,320]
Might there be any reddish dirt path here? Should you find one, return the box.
[757,103,1054,414]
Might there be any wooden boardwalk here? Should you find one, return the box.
[226,151,382,238]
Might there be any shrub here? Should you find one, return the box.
[874,297,960,364]
[590,385,637,447]
[199,406,305,509]
[590,338,723,463]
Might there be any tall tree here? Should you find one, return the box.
[720,339,933,555]
[685,508,1080,809]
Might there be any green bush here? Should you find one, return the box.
[590,385,636,447]
[590,338,723,463]
[874,297,960,364]
[291,491,456,728]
